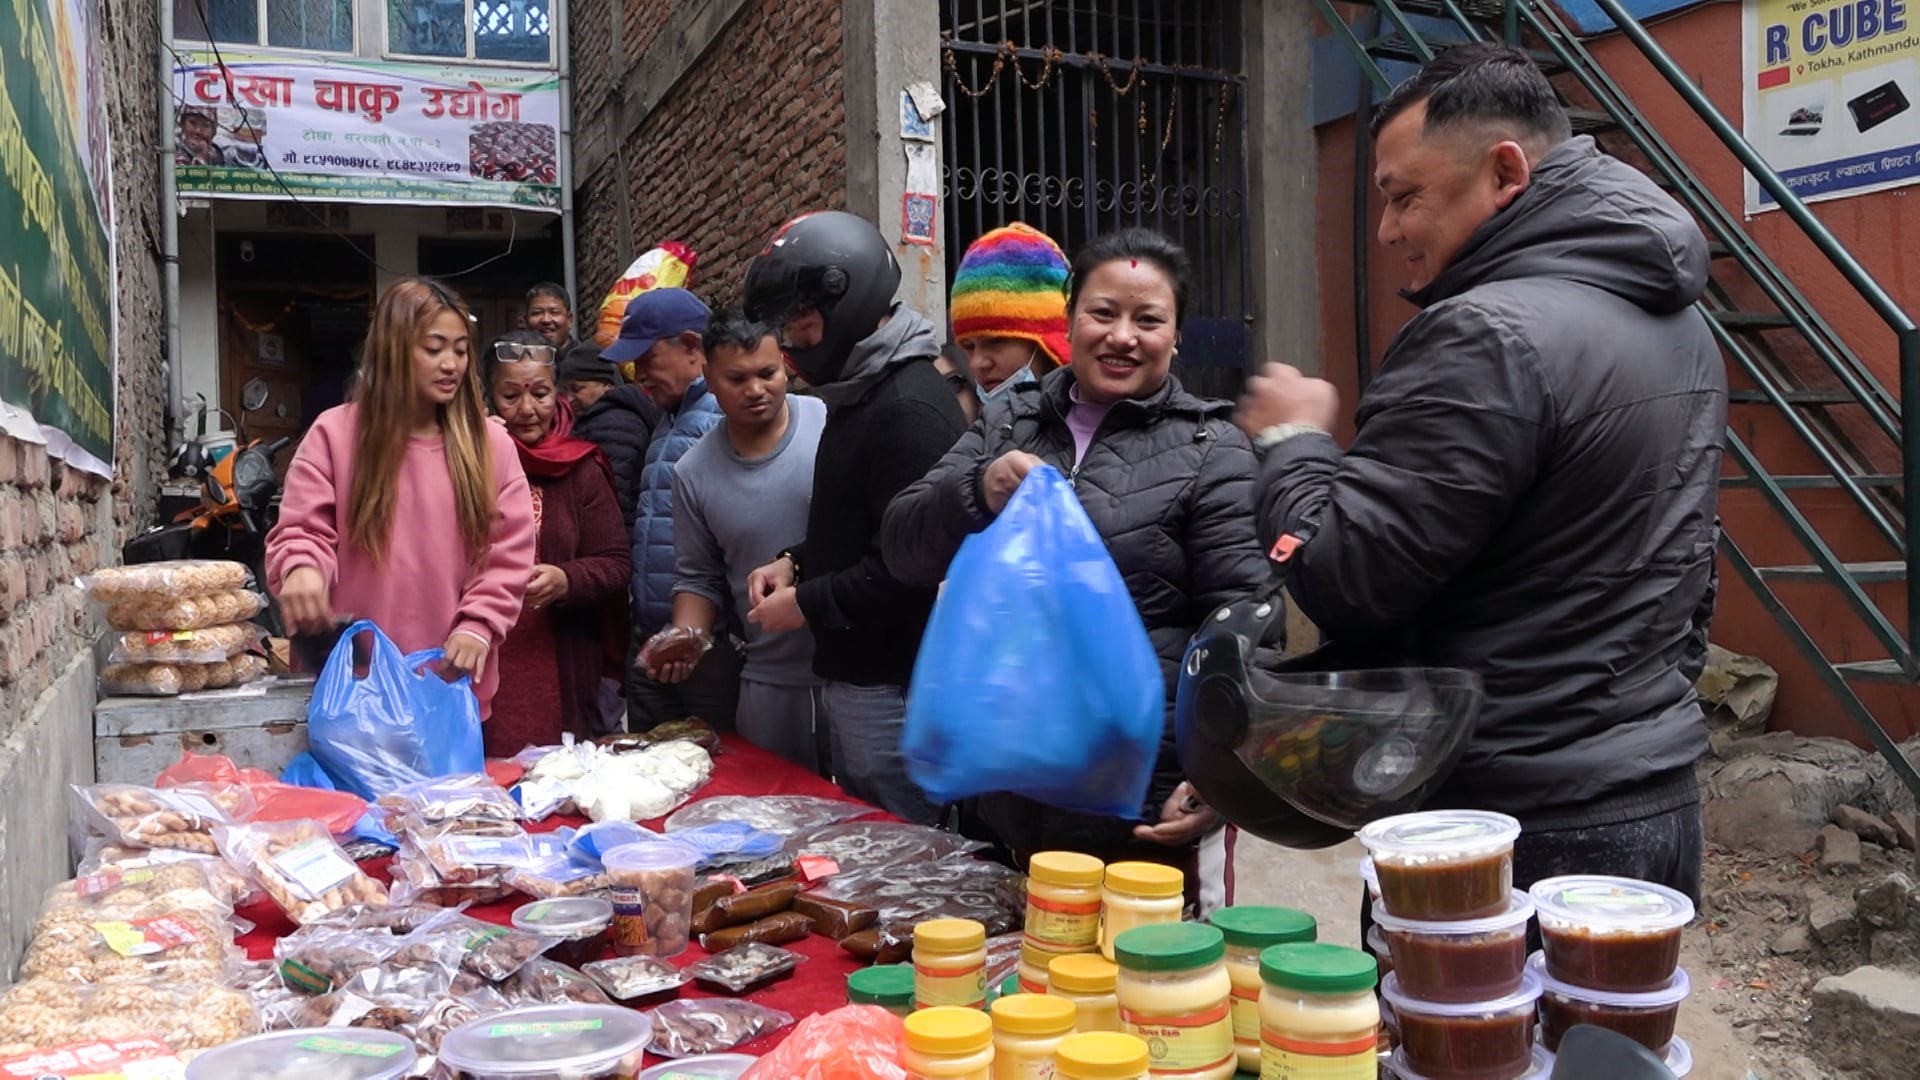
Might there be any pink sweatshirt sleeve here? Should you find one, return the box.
[265,408,346,594]
[452,423,536,647]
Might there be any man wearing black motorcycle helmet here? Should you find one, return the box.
[739,211,968,825]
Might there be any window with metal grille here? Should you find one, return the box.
[174,0,353,52]
[386,0,551,63]
[941,0,1251,395]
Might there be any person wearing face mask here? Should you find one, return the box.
[948,223,1071,403]
[882,228,1268,911]
[483,331,633,756]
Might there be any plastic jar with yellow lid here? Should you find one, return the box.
[990,992,1077,1079]
[1018,939,1075,995]
[1257,942,1379,1080]
[1113,923,1235,1080]
[1048,953,1122,1033]
[906,1006,997,1080]
[1026,852,1106,954]
[1100,862,1184,961]
[917,918,989,1010]
[1055,1032,1153,1080]
[1208,906,1317,1073]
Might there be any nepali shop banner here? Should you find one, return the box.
[1743,0,1920,212]
[0,0,117,475]
[171,51,561,212]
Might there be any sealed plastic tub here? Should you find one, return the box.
[1380,970,1541,1080]
[185,1028,416,1079]
[603,842,698,958]
[437,1004,652,1079]
[1529,875,1693,993]
[1358,811,1520,921]
[513,896,614,968]
[1372,890,1533,1004]
[1530,952,1690,1053]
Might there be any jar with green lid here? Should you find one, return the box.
[1209,907,1317,1073]
[1055,1032,1153,1080]
[1048,953,1121,1033]
[1257,942,1379,1080]
[1113,923,1235,1080]
[847,964,916,1017]
[990,992,1077,1079]
[905,1006,996,1080]
[1026,851,1106,954]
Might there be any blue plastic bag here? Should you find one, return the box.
[306,619,484,801]
[904,464,1163,817]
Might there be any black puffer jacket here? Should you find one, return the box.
[573,385,660,526]
[883,368,1269,861]
[1254,136,1726,831]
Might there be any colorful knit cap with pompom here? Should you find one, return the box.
[949,223,1071,369]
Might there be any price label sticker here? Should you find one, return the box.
[272,839,358,899]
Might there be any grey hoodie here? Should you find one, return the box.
[1254,137,1728,829]
[814,303,943,409]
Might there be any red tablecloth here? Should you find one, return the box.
[235,736,896,1062]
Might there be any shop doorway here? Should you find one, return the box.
[216,232,375,470]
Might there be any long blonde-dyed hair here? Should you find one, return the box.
[346,278,496,565]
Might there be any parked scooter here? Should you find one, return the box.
[123,383,290,635]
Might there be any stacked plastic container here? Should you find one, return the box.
[1359,811,1550,1080]
[1528,875,1696,1077]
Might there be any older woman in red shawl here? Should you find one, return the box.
[484,331,633,755]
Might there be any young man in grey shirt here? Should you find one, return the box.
[644,308,828,772]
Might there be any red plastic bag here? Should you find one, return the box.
[156,751,277,788]
[154,751,368,833]
[246,782,368,833]
[739,1005,907,1080]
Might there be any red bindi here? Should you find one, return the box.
[1129,258,1138,268]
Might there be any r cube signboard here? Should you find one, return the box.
[1743,0,1920,211]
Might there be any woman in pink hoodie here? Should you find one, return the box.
[267,278,536,717]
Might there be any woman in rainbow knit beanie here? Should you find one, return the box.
[948,223,1071,399]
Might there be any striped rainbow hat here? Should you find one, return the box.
[950,223,1071,369]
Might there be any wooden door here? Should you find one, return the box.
[221,291,312,476]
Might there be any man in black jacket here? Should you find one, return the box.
[741,211,968,824]
[560,342,660,526]
[1238,44,1725,900]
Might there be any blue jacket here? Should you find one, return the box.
[631,378,723,631]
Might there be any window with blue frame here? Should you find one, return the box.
[387,0,551,63]
[174,0,354,52]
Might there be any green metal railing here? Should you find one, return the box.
[1310,0,1920,800]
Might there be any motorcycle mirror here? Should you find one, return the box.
[1548,1026,1677,1079]
[242,378,270,413]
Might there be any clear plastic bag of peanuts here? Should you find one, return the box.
[80,560,253,604]
[71,782,255,855]
[214,819,389,925]
[107,622,264,665]
[104,589,267,632]
[37,859,237,928]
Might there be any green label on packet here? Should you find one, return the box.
[488,1019,605,1038]
[297,1035,407,1058]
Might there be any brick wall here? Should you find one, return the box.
[0,0,166,735]
[573,0,849,311]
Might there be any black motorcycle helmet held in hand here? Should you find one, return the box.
[742,211,902,385]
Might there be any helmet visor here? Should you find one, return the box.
[1221,665,1483,830]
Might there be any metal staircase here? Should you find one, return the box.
[1310,0,1920,801]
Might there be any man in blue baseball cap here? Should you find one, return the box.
[606,288,739,733]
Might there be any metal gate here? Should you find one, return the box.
[940,0,1250,396]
